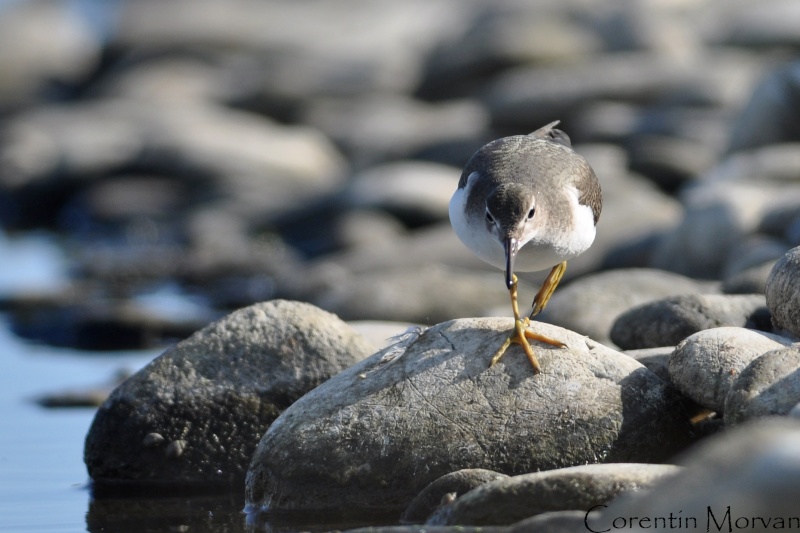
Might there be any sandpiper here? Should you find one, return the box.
[449,121,602,372]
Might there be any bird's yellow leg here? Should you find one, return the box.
[530,261,567,317]
[490,273,566,373]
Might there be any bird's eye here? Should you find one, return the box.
[527,208,535,219]
[485,211,495,223]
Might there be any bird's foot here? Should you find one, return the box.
[489,317,565,373]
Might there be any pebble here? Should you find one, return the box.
[668,327,794,413]
[724,346,800,425]
[624,347,673,384]
[84,300,376,488]
[428,463,681,526]
[765,246,800,338]
[538,268,715,348]
[401,469,508,524]
[245,318,692,515]
[610,294,769,350]
[310,264,534,324]
[649,182,784,279]
[0,1,100,109]
[593,418,800,533]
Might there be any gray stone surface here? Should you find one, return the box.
[592,418,800,533]
[84,300,376,487]
[765,246,800,338]
[311,264,533,324]
[245,318,692,514]
[725,346,800,425]
[507,511,588,533]
[401,469,508,524]
[669,327,794,412]
[650,182,780,279]
[625,347,674,384]
[610,294,768,350]
[538,268,713,348]
[429,463,680,526]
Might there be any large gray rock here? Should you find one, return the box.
[610,294,768,350]
[84,300,376,488]
[669,327,794,412]
[538,268,713,348]
[725,346,800,425]
[245,318,692,515]
[590,418,800,533]
[766,246,800,338]
[429,463,681,526]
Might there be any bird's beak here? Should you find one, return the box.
[504,237,518,289]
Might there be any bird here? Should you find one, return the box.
[449,121,601,373]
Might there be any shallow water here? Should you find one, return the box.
[0,233,396,532]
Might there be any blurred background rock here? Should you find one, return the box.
[1,0,800,350]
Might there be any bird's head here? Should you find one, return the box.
[484,183,537,289]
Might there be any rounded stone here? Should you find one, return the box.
[84,300,376,489]
[429,463,681,526]
[725,346,800,425]
[669,327,793,412]
[401,469,508,524]
[594,418,800,531]
[610,294,768,350]
[245,318,692,515]
[538,268,713,348]
[765,246,800,338]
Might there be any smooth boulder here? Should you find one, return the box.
[84,300,376,489]
[725,346,800,425]
[245,318,692,515]
[668,327,793,412]
[766,246,800,338]
[429,463,680,526]
[610,294,768,350]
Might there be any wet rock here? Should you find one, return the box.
[85,300,376,488]
[591,418,800,533]
[6,287,213,351]
[429,463,681,526]
[245,318,692,515]
[765,246,800,338]
[668,327,794,412]
[725,346,800,425]
[610,294,768,350]
[401,469,508,524]
[538,269,714,348]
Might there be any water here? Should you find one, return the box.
[0,318,157,532]
[0,233,393,532]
